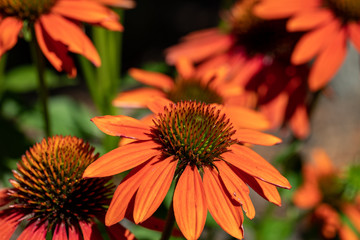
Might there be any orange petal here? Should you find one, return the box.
[214,161,255,219]
[223,144,291,189]
[312,148,334,176]
[203,167,244,239]
[133,156,177,223]
[233,128,282,146]
[83,140,160,178]
[91,115,151,139]
[105,223,136,240]
[18,220,47,240]
[292,169,322,208]
[146,96,174,115]
[98,0,136,8]
[34,21,76,77]
[173,165,207,240]
[348,22,360,53]
[129,68,174,91]
[112,88,167,108]
[175,58,195,79]
[223,105,270,130]
[0,210,23,239]
[0,17,22,57]
[52,0,123,31]
[308,27,347,91]
[287,9,334,31]
[289,104,310,139]
[39,14,101,67]
[342,204,360,233]
[291,19,340,65]
[79,221,103,240]
[105,159,156,225]
[254,0,320,19]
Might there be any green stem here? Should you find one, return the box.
[0,53,7,100]
[160,199,176,240]
[30,28,51,137]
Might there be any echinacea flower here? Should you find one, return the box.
[293,148,360,239]
[0,135,135,240]
[0,0,134,76]
[84,99,291,240]
[254,0,360,91]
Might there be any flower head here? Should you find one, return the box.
[293,149,360,239]
[0,0,134,76]
[0,135,135,240]
[84,99,291,239]
[254,0,360,90]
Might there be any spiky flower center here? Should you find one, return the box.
[325,0,360,22]
[9,136,114,231]
[0,0,57,20]
[152,101,236,171]
[168,76,223,104]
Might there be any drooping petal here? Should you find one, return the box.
[287,9,334,31]
[83,140,160,178]
[232,167,282,206]
[135,216,183,238]
[308,27,347,91]
[223,144,291,189]
[18,220,47,240]
[223,105,270,130]
[34,21,76,77]
[173,165,207,240]
[112,88,167,108]
[129,68,174,91]
[291,19,340,65]
[105,158,158,225]
[233,128,282,146]
[91,115,151,139]
[203,167,244,239]
[0,209,23,239]
[348,22,360,53]
[39,14,101,67]
[52,0,123,31]
[0,17,23,57]
[214,161,255,219]
[0,188,11,206]
[134,156,177,223]
[176,58,195,79]
[106,224,136,240]
[79,221,103,240]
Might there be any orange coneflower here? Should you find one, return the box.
[0,0,134,76]
[0,135,136,240]
[84,99,291,239]
[254,0,360,91]
[293,149,360,239]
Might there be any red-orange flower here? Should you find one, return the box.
[254,0,360,91]
[0,0,134,76]
[0,135,135,240]
[84,99,291,239]
[293,149,360,239]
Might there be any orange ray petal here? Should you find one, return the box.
[0,210,23,239]
[105,159,156,225]
[112,88,166,108]
[254,0,320,19]
[91,115,151,139]
[214,161,255,219]
[34,21,76,77]
[223,144,291,189]
[289,104,310,139]
[348,22,360,53]
[129,68,174,91]
[233,128,282,146]
[52,0,123,31]
[203,167,244,239]
[133,156,177,223]
[175,58,195,79]
[312,148,334,176]
[79,221,103,240]
[146,96,174,115]
[287,9,334,32]
[223,105,270,130]
[18,220,47,240]
[173,165,207,240]
[0,17,22,57]
[342,204,360,233]
[39,14,101,67]
[308,27,347,91]
[98,0,136,8]
[105,223,136,240]
[291,19,340,65]
[83,140,160,178]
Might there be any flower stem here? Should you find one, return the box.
[30,28,51,137]
[0,53,7,100]
[160,199,176,240]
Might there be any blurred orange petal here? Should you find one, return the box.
[348,22,360,53]
[223,105,270,130]
[18,220,47,240]
[112,88,166,108]
[287,9,334,31]
[129,68,174,91]
[0,17,22,57]
[176,58,195,79]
